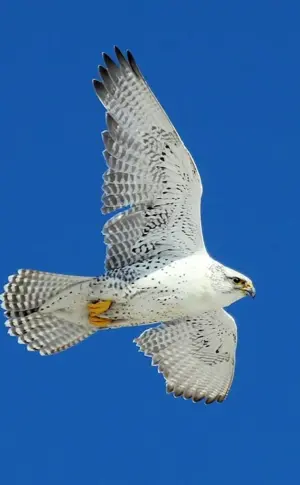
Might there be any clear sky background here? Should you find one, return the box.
[1,0,299,484]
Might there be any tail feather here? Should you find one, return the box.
[6,314,96,355]
[1,269,95,355]
[2,269,90,318]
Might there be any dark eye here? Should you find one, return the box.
[232,277,241,284]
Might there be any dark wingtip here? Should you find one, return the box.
[92,78,100,91]
[99,65,112,87]
[93,79,106,98]
[114,45,122,56]
[102,52,110,61]
[103,52,117,70]
[114,45,127,66]
[127,50,140,77]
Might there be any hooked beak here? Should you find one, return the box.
[243,282,256,298]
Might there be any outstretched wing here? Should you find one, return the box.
[94,47,205,271]
[135,310,237,404]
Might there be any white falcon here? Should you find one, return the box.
[1,47,255,404]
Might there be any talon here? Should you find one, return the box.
[88,300,112,313]
[88,315,112,328]
[87,300,112,328]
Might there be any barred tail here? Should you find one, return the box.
[1,269,95,355]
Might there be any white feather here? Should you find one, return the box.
[135,309,237,403]
[94,47,205,270]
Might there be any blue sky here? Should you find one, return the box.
[1,0,299,483]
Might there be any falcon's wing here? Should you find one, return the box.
[135,310,237,404]
[94,47,205,271]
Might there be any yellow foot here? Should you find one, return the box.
[88,315,112,327]
[88,300,112,328]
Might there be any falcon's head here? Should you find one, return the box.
[210,263,256,304]
[221,267,256,299]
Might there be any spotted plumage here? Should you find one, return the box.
[1,47,255,404]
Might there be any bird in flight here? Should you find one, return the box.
[1,47,255,404]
